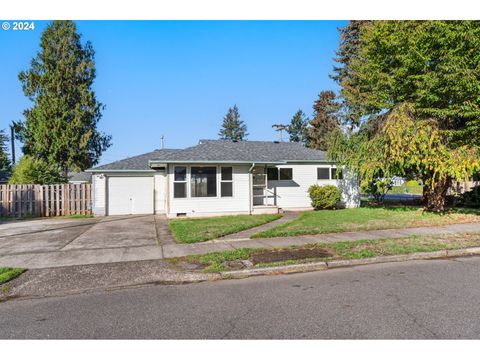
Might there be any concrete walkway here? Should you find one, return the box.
[2,221,480,269]
[219,211,300,240]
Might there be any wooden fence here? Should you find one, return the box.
[0,183,92,218]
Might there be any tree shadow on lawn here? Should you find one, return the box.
[361,202,480,216]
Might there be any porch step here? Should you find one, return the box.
[251,205,280,215]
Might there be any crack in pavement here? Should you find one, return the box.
[389,293,439,339]
[353,261,446,297]
[220,305,255,339]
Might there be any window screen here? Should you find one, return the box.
[221,182,233,197]
[173,166,187,198]
[317,168,330,180]
[221,167,233,181]
[279,168,293,180]
[221,167,233,197]
[174,183,186,198]
[174,166,186,181]
[267,167,279,181]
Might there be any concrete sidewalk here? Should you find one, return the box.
[2,221,480,269]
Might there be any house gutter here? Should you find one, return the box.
[149,160,285,165]
[86,169,156,173]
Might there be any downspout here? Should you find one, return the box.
[166,165,170,216]
[248,163,255,215]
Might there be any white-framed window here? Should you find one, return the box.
[317,167,330,180]
[279,168,293,180]
[191,166,217,197]
[267,167,293,181]
[173,166,187,198]
[317,166,343,180]
[221,166,233,197]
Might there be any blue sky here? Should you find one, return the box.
[0,20,346,165]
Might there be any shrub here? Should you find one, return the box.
[406,179,420,186]
[361,178,393,203]
[461,186,480,208]
[308,184,342,210]
[9,156,65,185]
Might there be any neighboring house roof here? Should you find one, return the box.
[88,141,328,172]
[89,149,181,171]
[68,171,92,183]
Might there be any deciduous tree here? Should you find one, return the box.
[329,21,480,211]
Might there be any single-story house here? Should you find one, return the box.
[86,139,360,217]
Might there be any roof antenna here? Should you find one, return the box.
[272,124,289,142]
[160,135,165,149]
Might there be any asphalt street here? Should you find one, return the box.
[1,256,480,339]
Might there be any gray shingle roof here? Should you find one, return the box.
[68,171,92,183]
[151,140,327,163]
[90,149,181,171]
[89,141,328,171]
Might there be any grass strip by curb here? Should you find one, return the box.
[220,247,480,279]
[168,232,480,273]
[0,267,26,285]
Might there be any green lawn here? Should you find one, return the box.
[253,206,480,238]
[170,232,480,272]
[0,267,26,285]
[390,184,423,194]
[169,214,282,243]
[66,214,94,219]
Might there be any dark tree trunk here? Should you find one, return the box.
[425,177,451,212]
[62,167,69,182]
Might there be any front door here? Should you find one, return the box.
[252,166,267,206]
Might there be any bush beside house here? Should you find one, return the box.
[308,184,342,210]
[8,156,65,185]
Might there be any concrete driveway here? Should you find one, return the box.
[0,215,168,268]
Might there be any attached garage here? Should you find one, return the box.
[107,176,154,215]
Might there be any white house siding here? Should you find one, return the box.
[267,163,360,210]
[92,174,106,216]
[154,172,166,213]
[167,164,251,217]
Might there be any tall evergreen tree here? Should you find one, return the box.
[308,91,341,151]
[287,110,308,143]
[331,20,371,126]
[18,20,111,178]
[0,129,11,173]
[218,105,248,141]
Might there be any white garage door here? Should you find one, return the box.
[107,176,154,215]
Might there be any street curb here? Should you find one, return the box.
[220,247,480,279]
[221,262,328,278]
